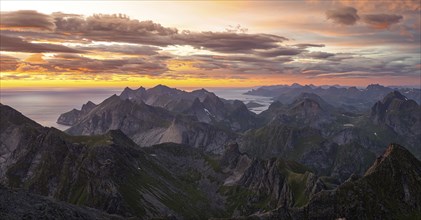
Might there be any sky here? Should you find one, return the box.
[0,0,420,88]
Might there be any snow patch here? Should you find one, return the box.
[204,108,214,117]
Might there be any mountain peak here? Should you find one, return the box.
[0,104,42,128]
[81,101,96,112]
[365,143,420,176]
[148,84,179,94]
[291,93,326,110]
[295,92,322,100]
[123,86,133,91]
[366,83,386,90]
[291,83,303,88]
[383,90,407,102]
[86,101,95,106]
[153,84,171,90]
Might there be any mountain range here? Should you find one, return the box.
[245,83,420,112]
[1,84,420,219]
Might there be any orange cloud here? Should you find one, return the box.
[24,53,46,64]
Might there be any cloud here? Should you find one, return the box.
[16,62,48,72]
[361,14,403,29]
[326,7,360,25]
[325,6,404,30]
[192,62,228,70]
[256,47,304,57]
[0,35,82,53]
[0,53,168,76]
[0,55,19,71]
[225,24,248,33]
[53,13,178,35]
[293,43,325,49]
[45,55,168,75]
[175,32,288,54]
[305,51,335,59]
[186,54,292,74]
[0,10,55,31]
[2,12,289,55]
[75,44,160,55]
[0,74,31,80]
[0,10,418,84]
[336,0,420,13]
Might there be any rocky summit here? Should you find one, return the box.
[1,85,421,219]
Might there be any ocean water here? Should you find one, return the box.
[210,88,273,113]
[0,87,272,130]
[0,88,122,130]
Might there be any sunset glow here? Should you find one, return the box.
[1,0,420,88]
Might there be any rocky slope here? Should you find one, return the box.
[2,104,315,218]
[120,85,259,132]
[0,104,226,219]
[56,101,97,126]
[0,185,123,220]
[300,143,421,219]
[63,95,235,153]
[59,85,258,132]
[370,91,421,157]
[1,104,420,219]
[256,93,336,130]
[240,91,420,181]
[217,143,328,217]
[232,143,421,219]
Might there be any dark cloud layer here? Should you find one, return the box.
[0,55,19,71]
[305,51,335,59]
[257,47,304,57]
[362,14,403,29]
[0,10,419,81]
[54,13,178,35]
[15,54,169,76]
[293,44,325,49]
[75,44,160,55]
[326,7,360,25]
[176,32,287,53]
[0,10,55,31]
[0,35,82,53]
[1,12,290,55]
[326,7,404,30]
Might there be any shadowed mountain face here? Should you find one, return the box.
[57,101,97,126]
[0,104,326,218]
[1,104,228,219]
[370,91,421,157]
[240,91,420,182]
[245,143,421,220]
[57,87,420,179]
[60,85,259,132]
[57,85,260,152]
[0,186,123,220]
[62,94,236,153]
[2,85,421,219]
[121,85,260,132]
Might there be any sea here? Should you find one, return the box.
[0,87,273,130]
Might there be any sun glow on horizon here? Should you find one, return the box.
[0,1,420,89]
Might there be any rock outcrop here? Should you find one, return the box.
[64,95,235,153]
[57,101,97,126]
[0,186,124,220]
